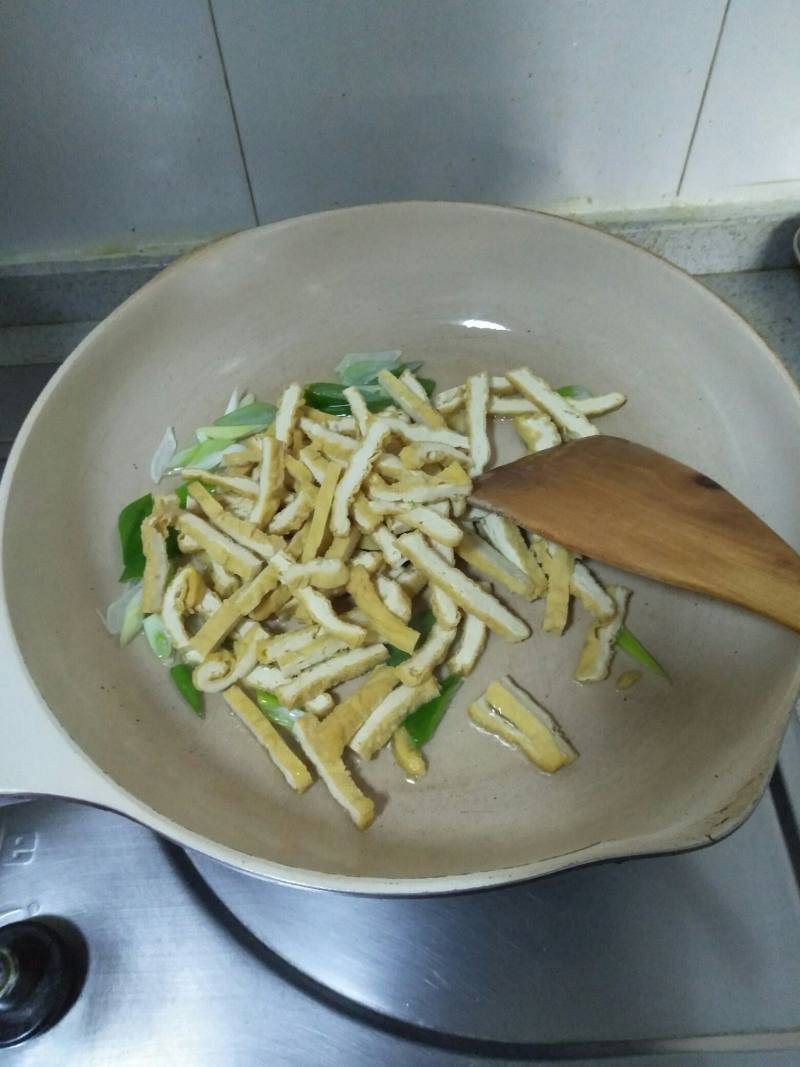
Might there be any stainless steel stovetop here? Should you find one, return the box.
[1,719,799,1066]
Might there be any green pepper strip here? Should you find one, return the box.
[404,674,462,748]
[170,664,204,717]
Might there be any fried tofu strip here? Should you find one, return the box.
[268,488,316,535]
[537,541,574,634]
[478,513,547,595]
[368,463,471,505]
[488,396,538,416]
[376,369,446,429]
[223,685,313,792]
[375,574,412,623]
[392,727,427,780]
[141,515,170,613]
[465,372,490,475]
[570,392,626,417]
[299,418,358,463]
[507,368,598,440]
[347,565,420,653]
[181,469,258,499]
[294,667,398,828]
[277,633,350,677]
[456,530,538,600]
[397,506,463,548]
[470,677,576,772]
[397,531,530,642]
[575,585,630,682]
[274,382,304,445]
[398,442,471,469]
[174,512,262,580]
[190,565,279,657]
[272,556,349,591]
[447,611,488,675]
[275,644,389,707]
[250,438,285,527]
[513,411,561,453]
[381,419,469,450]
[395,622,459,687]
[350,676,438,759]
[570,561,616,621]
[270,551,365,646]
[188,482,282,560]
[343,386,370,435]
[331,420,393,536]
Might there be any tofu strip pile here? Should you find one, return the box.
[135,365,630,829]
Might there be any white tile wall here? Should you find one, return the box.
[0,0,255,260]
[211,0,726,222]
[680,0,800,203]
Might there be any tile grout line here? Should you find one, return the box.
[676,0,732,198]
[206,0,260,225]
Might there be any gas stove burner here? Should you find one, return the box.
[0,920,86,1048]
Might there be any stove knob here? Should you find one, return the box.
[0,920,83,1047]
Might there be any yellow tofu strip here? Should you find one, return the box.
[478,513,547,595]
[570,561,616,621]
[399,369,429,400]
[396,622,459,687]
[571,392,627,417]
[368,464,471,505]
[397,506,463,548]
[284,453,314,488]
[187,482,282,560]
[507,367,598,440]
[330,420,392,537]
[398,442,471,469]
[223,685,313,793]
[162,565,206,651]
[350,677,439,759]
[352,493,382,533]
[347,565,421,653]
[175,512,262,580]
[181,469,258,499]
[488,396,538,416]
[274,382,304,445]
[190,565,279,657]
[376,369,446,429]
[381,418,469,450]
[482,677,577,772]
[433,385,465,414]
[273,556,349,591]
[270,551,365,646]
[249,583,293,623]
[250,438,285,527]
[537,541,574,634]
[257,625,319,664]
[293,666,397,829]
[141,515,170,613]
[465,372,491,475]
[455,530,538,600]
[575,585,630,682]
[324,529,362,562]
[299,418,358,463]
[398,531,530,642]
[392,727,427,780]
[275,645,389,707]
[375,574,412,622]
[371,524,404,568]
[447,611,488,675]
[268,488,316,536]
[343,386,370,435]
[299,443,328,484]
[277,633,350,677]
[513,412,561,453]
[301,459,341,562]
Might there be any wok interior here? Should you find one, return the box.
[4,204,800,884]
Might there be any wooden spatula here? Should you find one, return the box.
[470,436,800,633]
